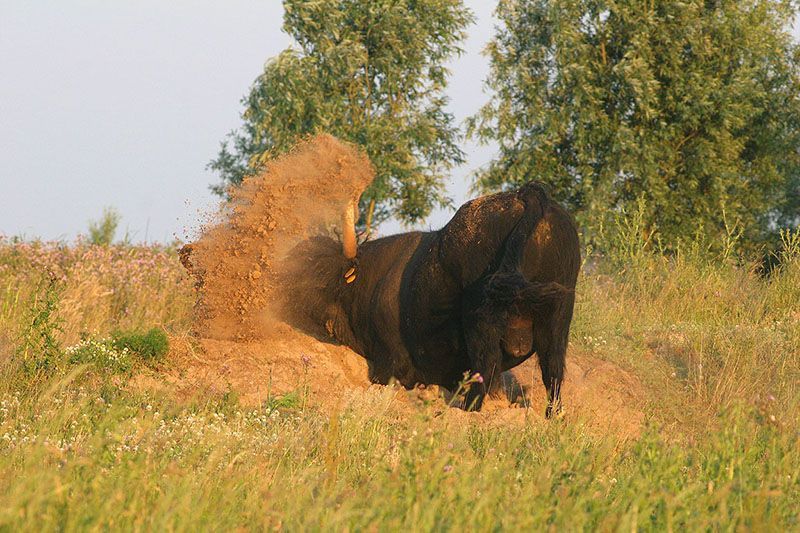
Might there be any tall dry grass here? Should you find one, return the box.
[575,221,800,436]
[0,236,193,351]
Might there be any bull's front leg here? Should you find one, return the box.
[459,276,520,411]
[535,326,567,419]
[461,315,505,412]
[535,302,571,419]
[541,360,564,419]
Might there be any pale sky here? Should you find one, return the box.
[0,0,497,243]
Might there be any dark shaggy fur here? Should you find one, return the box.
[283,182,581,415]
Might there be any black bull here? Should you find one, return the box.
[284,182,580,415]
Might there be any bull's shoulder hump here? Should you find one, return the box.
[521,202,581,285]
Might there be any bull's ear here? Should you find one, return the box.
[342,199,358,259]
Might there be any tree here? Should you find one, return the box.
[87,207,120,246]
[210,0,474,224]
[469,0,800,248]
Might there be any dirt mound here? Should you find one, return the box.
[137,331,645,438]
[185,134,373,341]
[498,352,646,437]
[158,325,369,406]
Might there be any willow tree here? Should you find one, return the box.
[210,0,473,224]
[470,0,800,247]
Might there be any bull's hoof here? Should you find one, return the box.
[465,398,484,412]
[545,402,564,420]
[463,382,486,412]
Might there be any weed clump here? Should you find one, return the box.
[15,276,63,375]
[66,337,132,373]
[110,328,169,365]
[62,328,168,374]
[18,325,171,377]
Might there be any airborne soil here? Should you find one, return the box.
[143,135,646,439]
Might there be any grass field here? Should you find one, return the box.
[1,232,798,530]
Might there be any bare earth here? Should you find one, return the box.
[133,326,645,439]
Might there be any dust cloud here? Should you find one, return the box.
[183,134,374,341]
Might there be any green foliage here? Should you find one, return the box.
[66,337,133,374]
[598,196,659,273]
[765,227,800,313]
[15,276,63,375]
[470,0,800,249]
[777,226,800,265]
[265,390,303,411]
[63,328,169,375]
[111,328,169,365]
[210,0,473,223]
[575,225,799,425]
[0,378,797,530]
[87,207,121,246]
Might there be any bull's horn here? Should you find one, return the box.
[342,200,357,259]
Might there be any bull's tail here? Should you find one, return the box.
[487,182,571,310]
[497,181,549,272]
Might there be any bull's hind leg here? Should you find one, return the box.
[534,294,574,419]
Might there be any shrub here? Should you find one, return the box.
[111,328,169,365]
[63,327,169,374]
[87,207,120,246]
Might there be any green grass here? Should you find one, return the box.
[0,373,796,530]
[110,328,170,365]
[0,235,798,530]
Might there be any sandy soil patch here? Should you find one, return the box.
[133,328,645,439]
